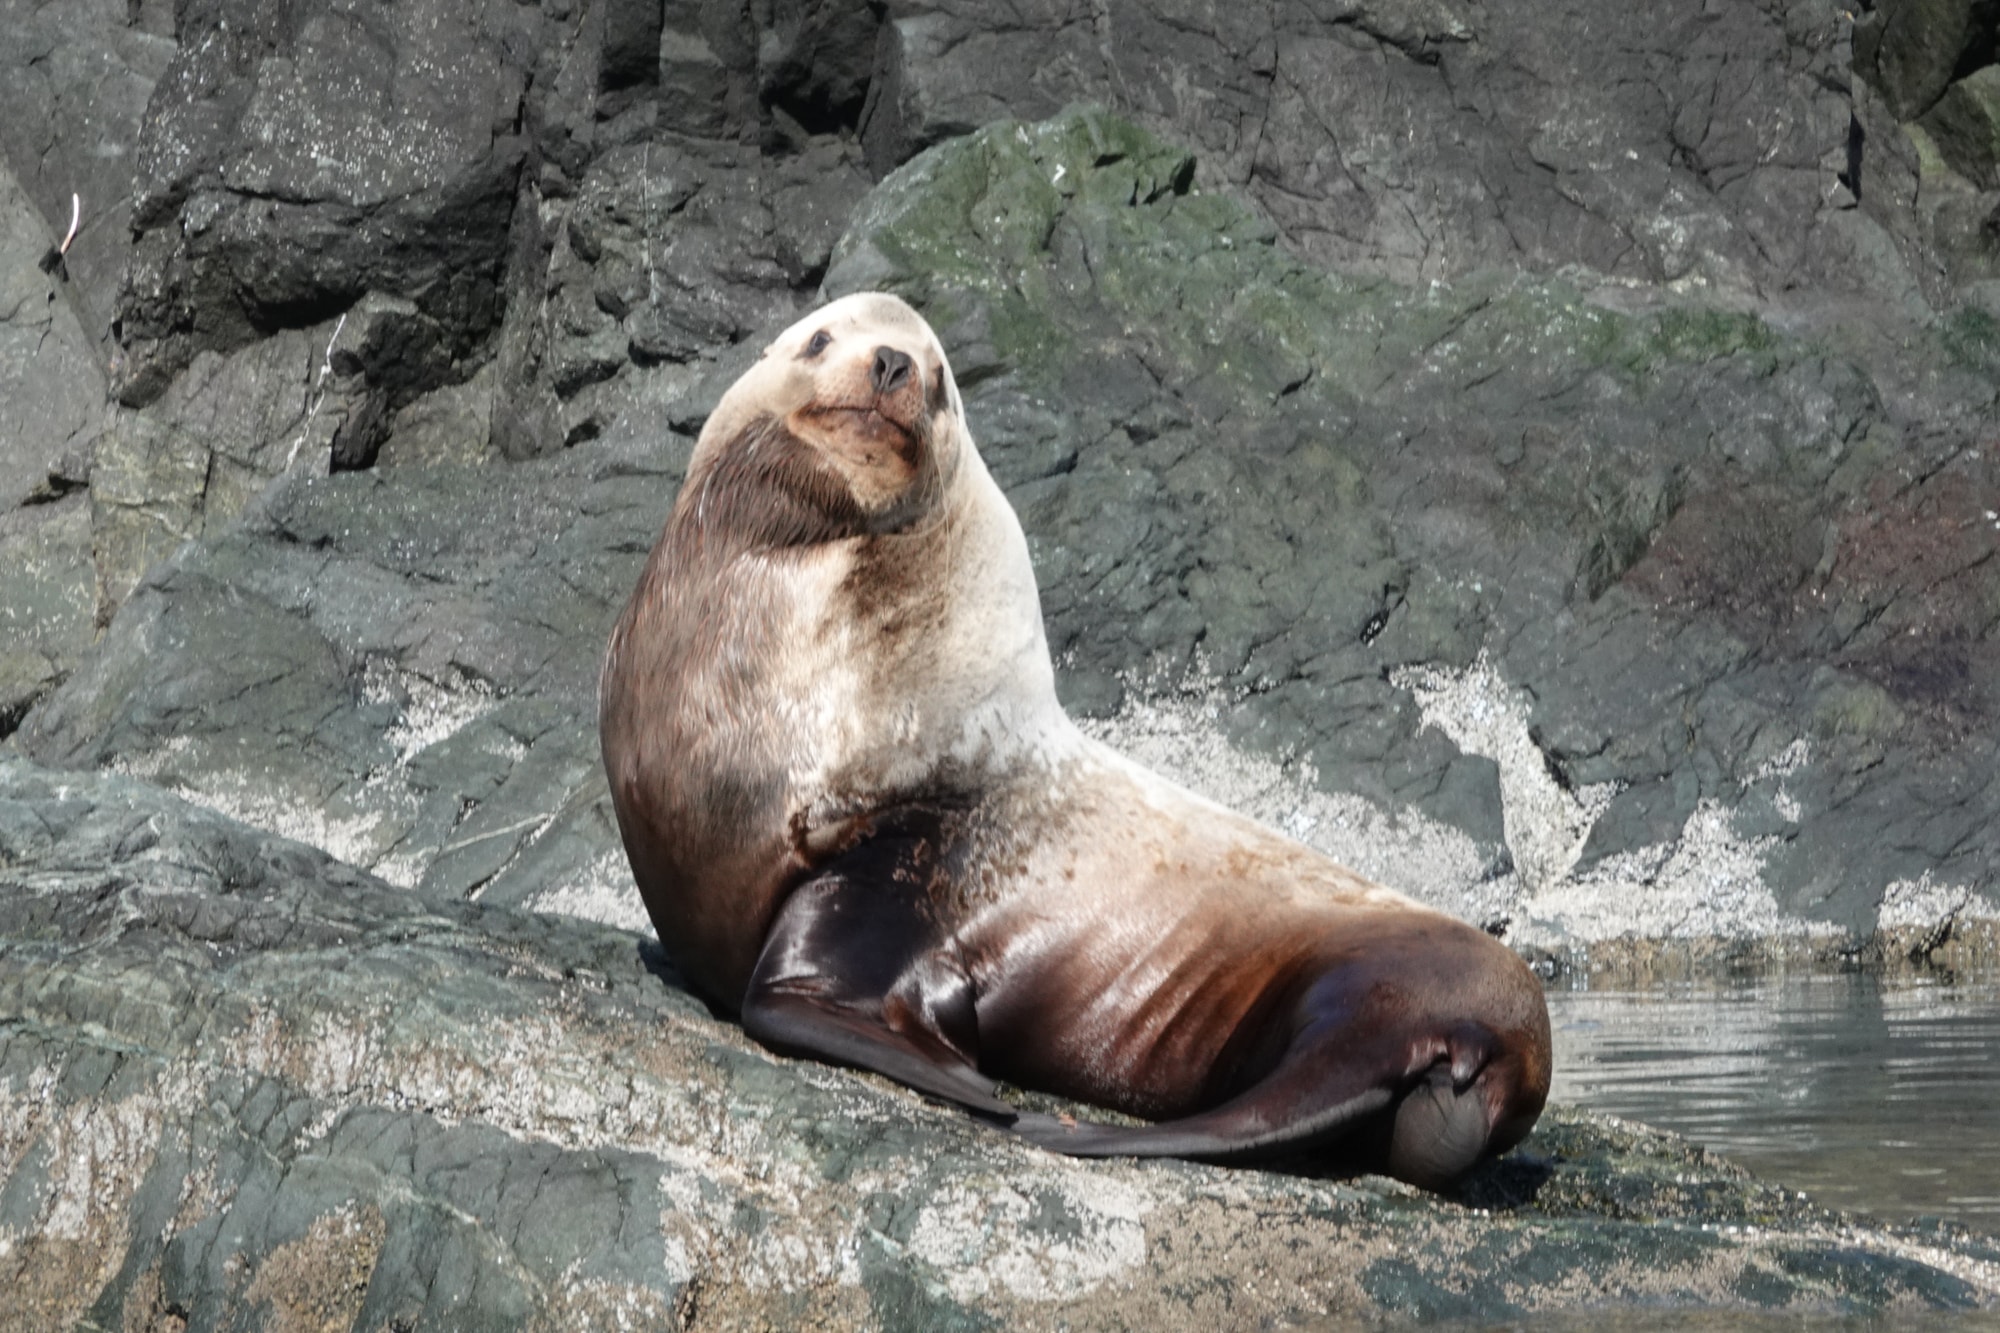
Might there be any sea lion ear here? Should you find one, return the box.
[927,339,963,423]
[928,362,955,421]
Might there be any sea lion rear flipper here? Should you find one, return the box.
[1009,1068,1395,1163]
[741,871,1017,1121]
[1017,1001,1515,1190]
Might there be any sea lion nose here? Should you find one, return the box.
[872,346,914,394]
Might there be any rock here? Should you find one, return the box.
[855,0,1890,308]
[0,159,109,733]
[1922,63,2000,188]
[3,753,1996,1327]
[115,0,552,406]
[757,0,884,135]
[87,322,357,614]
[0,497,95,737]
[535,133,870,449]
[0,163,104,516]
[1853,0,1997,121]
[656,0,762,137]
[19,441,674,917]
[374,362,506,471]
[0,0,175,346]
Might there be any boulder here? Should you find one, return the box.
[858,0,1880,306]
[1854,0,1997,121]
[19,443,665,918]
[1922,63,2000,187]
[114,0,550,407]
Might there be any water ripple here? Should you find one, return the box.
[1546,968,2000,1227]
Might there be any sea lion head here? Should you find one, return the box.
[688,292,967,544]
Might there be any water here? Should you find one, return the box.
[1547,967,2000,1228]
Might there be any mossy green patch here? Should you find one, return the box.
[1645,307,1780,369]
[831,108,1807,423]
[1937,302,2000,372]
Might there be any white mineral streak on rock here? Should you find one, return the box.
[528,847,653,933]
[0,1066,203,1247]
[1877,872,1996,937]
[363,659,502,764]
[110,660,508,888]
[549,1267,686,1327]
[904,1171,1151,1303]
[1085,659,1956,949]
[1083,683,1505,925]
[1522,799,1811,943]
[1394,655,1835,947]
[1393,656,1616,898]
[1758,738,1811,823]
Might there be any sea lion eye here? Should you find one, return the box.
[804,329,833,357]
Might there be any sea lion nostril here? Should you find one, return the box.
[872,347,914,394]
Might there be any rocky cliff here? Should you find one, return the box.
[4,0,2000,1325]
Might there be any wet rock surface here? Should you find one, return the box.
[4,0,2000,1321]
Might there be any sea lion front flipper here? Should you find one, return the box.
[1009,1072,1395,1163]
[741,872,1017,1121]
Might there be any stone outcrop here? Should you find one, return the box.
[6,755,1998,1328]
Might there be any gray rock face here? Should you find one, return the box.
[5,754,1998,1328]
[1924,63,2000,186]
[0,160,107,735]
[24,108,1995,954]
[862,0,1875,299]
[0,0,174,343]
[534,133,871,452]
[0,167,103,517]
[1856,0,1996,121]
[0,494,94,738]
[116,0,544,408]
[20,443,670,916]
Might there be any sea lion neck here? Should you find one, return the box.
[670,414,874,562]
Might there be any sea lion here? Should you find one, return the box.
[599,292,1551,1189]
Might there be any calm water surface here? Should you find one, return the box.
[1546,967,2000,1228]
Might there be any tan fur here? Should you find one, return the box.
[600,293,1060,1001]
